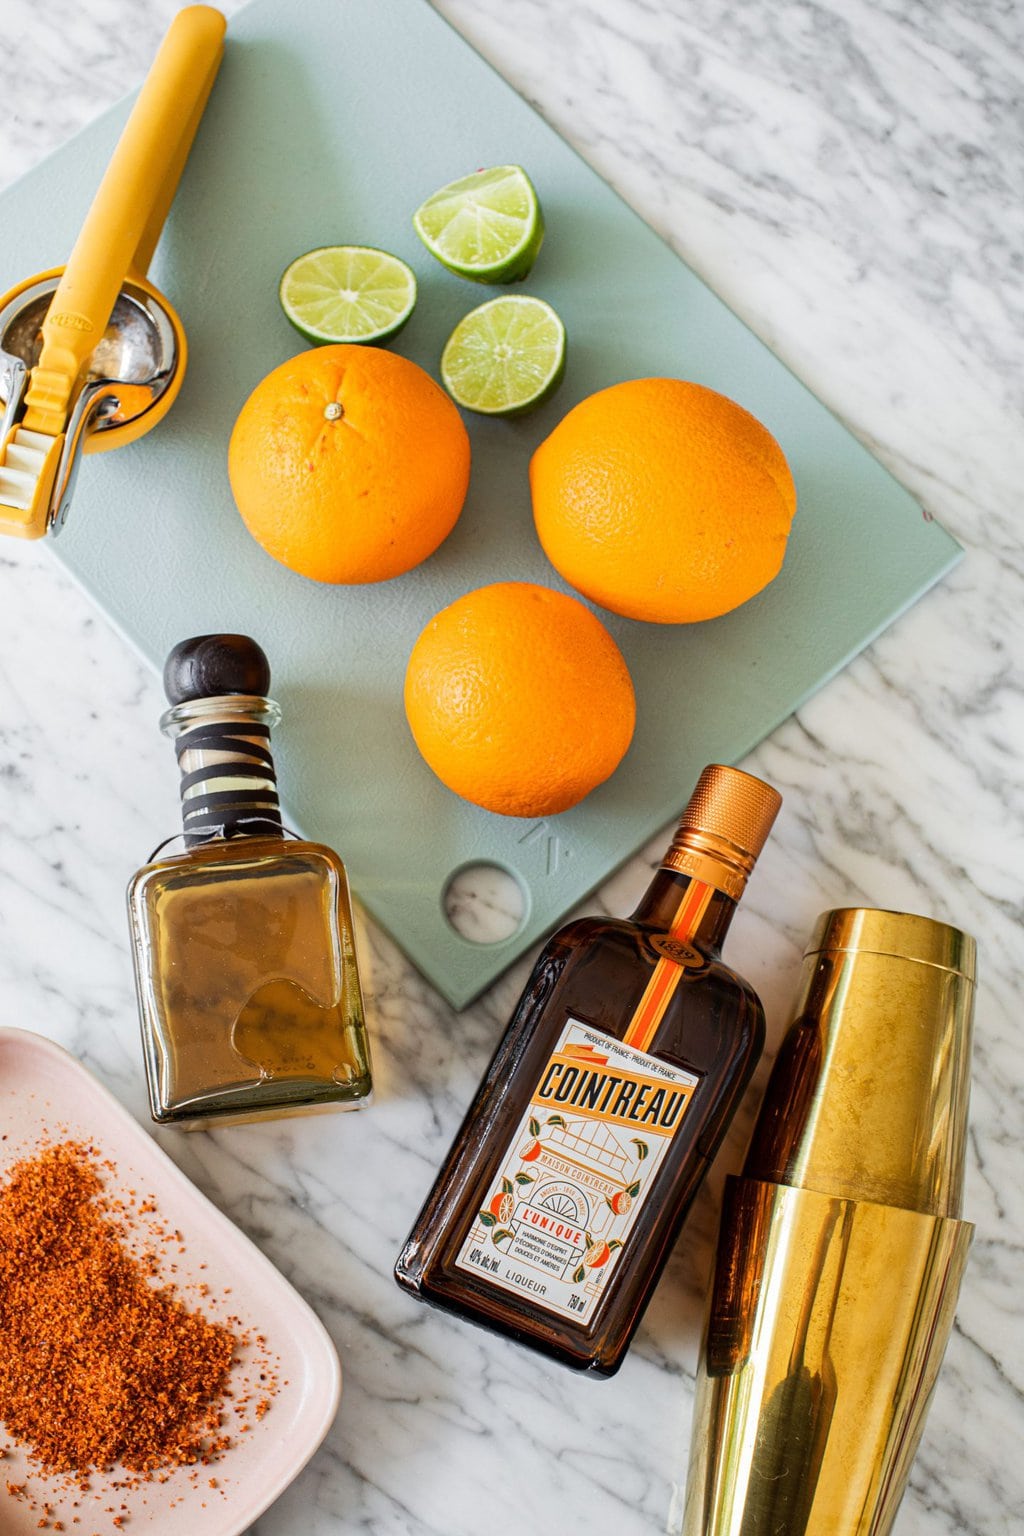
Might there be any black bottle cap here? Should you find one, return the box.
[163,634,272,705]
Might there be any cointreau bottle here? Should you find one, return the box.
[127,634,372,1127]
[395,764,781,1374]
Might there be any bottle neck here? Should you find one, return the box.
[160,695,284,848]
[630,866,739,952]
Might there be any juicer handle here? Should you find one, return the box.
[131,12,225,280]
[23,7,226,437]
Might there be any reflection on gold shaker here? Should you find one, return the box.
[682,908,976,1536]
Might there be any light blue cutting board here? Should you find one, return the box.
[0,0,960,1008]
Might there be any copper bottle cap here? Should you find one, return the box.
[663,765,782,898]
[681,905,978,1536]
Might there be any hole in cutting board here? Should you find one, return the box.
[443,863,526,945]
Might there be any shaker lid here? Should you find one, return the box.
[804,907,976,981]
[745,905,977,1218]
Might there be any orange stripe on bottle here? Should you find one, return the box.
[622,880,714,1053]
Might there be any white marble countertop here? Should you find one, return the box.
[1,1,1022,1533]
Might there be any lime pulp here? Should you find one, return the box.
[440,295,566,416]
[279,246,417,345]
[413,166,544,284]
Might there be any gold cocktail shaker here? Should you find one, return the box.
[681,908,976,1536]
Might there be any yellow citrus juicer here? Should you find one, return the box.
[0,5,226,539]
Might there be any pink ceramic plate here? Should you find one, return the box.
[0,1027,342,1534]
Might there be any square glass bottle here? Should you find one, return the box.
[127,634,372,1127]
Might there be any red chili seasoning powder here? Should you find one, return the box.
[0,1141,238,1479]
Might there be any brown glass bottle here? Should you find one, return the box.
[395,765,781,1376]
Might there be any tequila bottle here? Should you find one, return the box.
[127,634,372,1127]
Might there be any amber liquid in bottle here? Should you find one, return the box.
[395,766,781,1375]
[129,837,371,1125]
[127,635,372,1128]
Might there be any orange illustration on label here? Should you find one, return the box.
[454,1018,699,1325]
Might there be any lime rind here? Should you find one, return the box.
[280,245,417,345]
[441,295,566,417]
[413,166,544,283]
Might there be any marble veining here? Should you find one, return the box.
[1,1,1022,1533]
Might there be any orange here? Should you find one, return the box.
[228,345,470,584]
[404,581,635,818]
[530,379,797,623]
[487,1192,515,1222]
[584,1240,612,1268]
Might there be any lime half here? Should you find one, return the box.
[441,295,566,416]
[279,246,417,345]
[413,166,544,283]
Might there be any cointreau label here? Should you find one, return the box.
[453,1018,699,1325]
